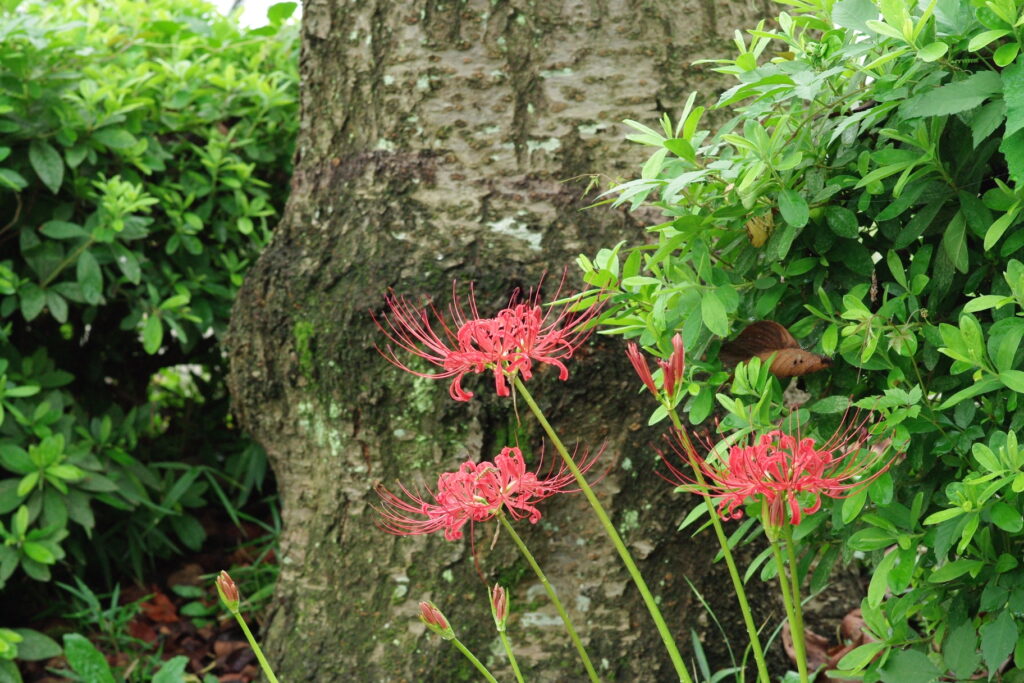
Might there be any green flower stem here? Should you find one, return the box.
[497,619,525,682]
[668,409,771,683]
[450,635,500,683]
[513,378,692,683]
[782,524,809,681]
[770,537,808,683]
[499,513,600,683]
[230,610,280,683]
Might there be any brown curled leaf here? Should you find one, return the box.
[719,320,833,378]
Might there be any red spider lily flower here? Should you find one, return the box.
[663,415,893,528]
[375,445,600,541]
[626,333,685,400]
[374,279,601,402]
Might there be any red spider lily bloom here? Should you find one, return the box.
[626,333,685,399]
[664,416,893,527]
[376,445,599,541]
[374,279,601,402]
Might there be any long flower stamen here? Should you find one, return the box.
[664,413,894,527]
[374,278,601,402]
[375,446,601,540]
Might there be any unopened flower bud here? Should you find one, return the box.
[657,333,686,398]
[762,498,782,542]
[657,358,674,397]
[626,342,658,397]
[669,333,685,388]
[419,601,454,640]
[216,570,240,613]
[490,584,509,632]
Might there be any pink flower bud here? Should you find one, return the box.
[670,333,685,389]
[216,570,240,612]
[657,358,675,397]
[657,334,686,398]
[490,584,508,631]
[628,336,686,400]
[419,601,454,640]
[626,342,658,397]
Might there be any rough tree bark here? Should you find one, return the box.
[227,1,775,680]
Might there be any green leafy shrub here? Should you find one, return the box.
[0,0,297,594]
[590,0,1024,677]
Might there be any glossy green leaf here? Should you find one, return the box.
[868,548,897,607]
[62,634,114,683]
[0,480,22,515]
[92,127,137,149]
[832,0,880,33]
[21,542,54,565]
[142,315,163,354]
[267,2,297,23]
[917,42,948,62]
[903,71,1001,119]
[1001,131,1024,184]
[10,629,60,661]
[1003,56,1024,138]
[937,376,1002,409]
[39,221,87,240]
[663,137,695,161]
[19,284,45,322]
[929,559,983,583]
[825,205,859,238]
[865,19,905,41]
[968,100,1006,148]
[969,29,1010,51]
[943,621,980,680]
[941,211,968,274]
[836,641,888,672]
[0,659,22,683]
[778,189,809,228]
[0,168,27,191]
[701,291,729,337]
[879,648,940,682]
[995,42,1021,68]
[981,611,1018,675]
[152,656,190,683]
[45,291,67,323]
[28,140,63,194]
[75,250,102,304]
[990,501,1023,532]
[1000,369,1024,392]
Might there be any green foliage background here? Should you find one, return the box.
[590,0,1024,678]
[0,0,297,674]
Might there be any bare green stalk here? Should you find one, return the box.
[668,409,771,683]
[499,513,600,682]
[450,636,500,683]
[514,377,692,682]
[770,536,809,683]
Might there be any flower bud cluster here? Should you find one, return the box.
[626,333,685,403]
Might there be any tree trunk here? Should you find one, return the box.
[227,1,773,680]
